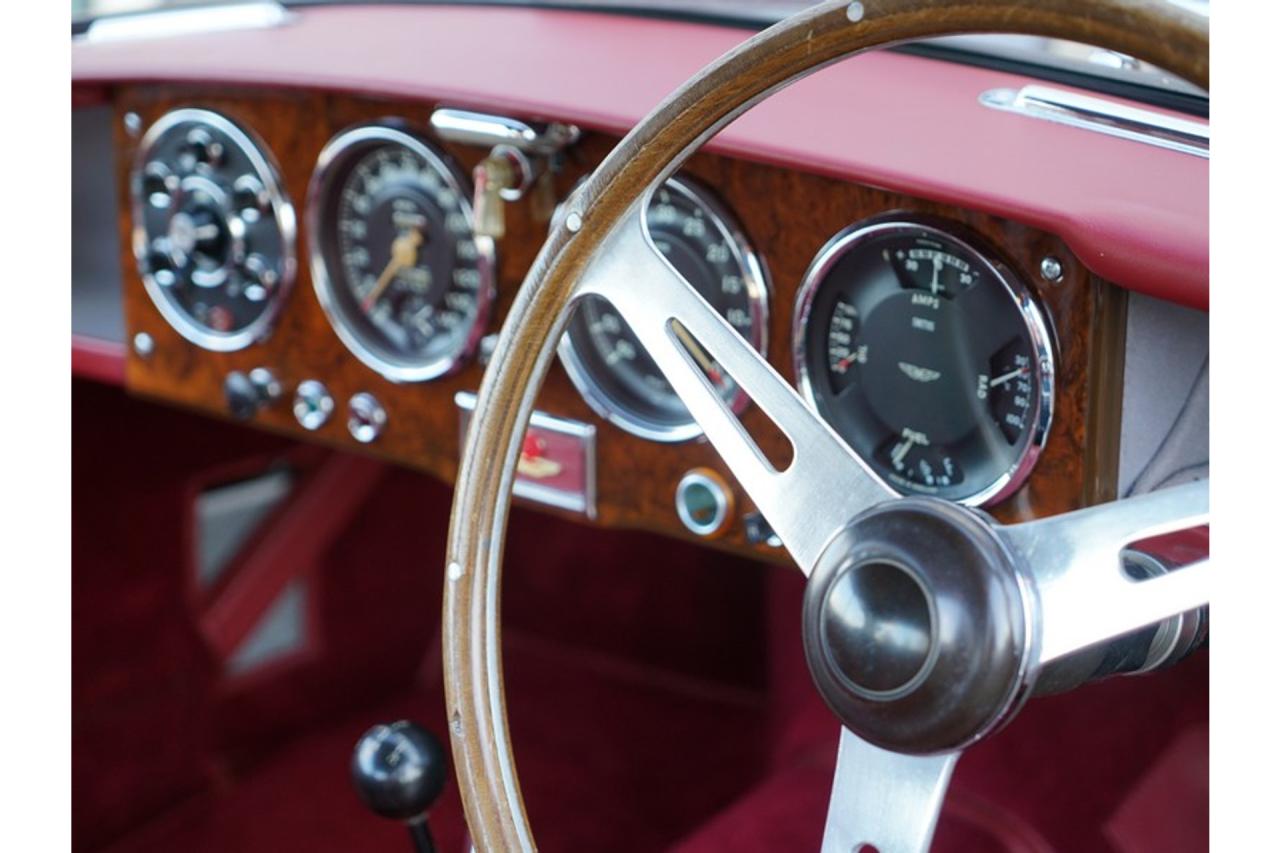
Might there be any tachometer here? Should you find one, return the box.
[308,124,495,382]
[794,216,1053,506]
[558,176,769,442]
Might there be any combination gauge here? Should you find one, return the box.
[130,108,296,350]
[794,216,1054,506]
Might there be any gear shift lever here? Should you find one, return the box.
[351,720,448,853]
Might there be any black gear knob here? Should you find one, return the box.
[352,720,448,852]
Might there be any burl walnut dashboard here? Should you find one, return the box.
[111,85,1125,563]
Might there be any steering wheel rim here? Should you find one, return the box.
[444,1,1209,849]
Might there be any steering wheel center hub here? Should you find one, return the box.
[803,497,1032,754]
[820,558,937,698]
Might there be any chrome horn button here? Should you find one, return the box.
[803,497,1034,754]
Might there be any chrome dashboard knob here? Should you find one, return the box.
[223,367,281,420]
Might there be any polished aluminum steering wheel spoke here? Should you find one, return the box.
[574,203,892,572]
[999,479,1209,666]
[822,728,959,853]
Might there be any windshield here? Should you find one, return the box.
[72,0,1208,101]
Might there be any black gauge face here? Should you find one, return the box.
[132,109,294,350]
[560,178,768,442]
[796,219,1053,505]
[311,126,494,382]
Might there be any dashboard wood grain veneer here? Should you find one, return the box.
[111,84,1120,563]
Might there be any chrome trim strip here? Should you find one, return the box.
[82,2,290,43]
[557,174,771,444]
[429,109,581,156]
[979,84,1209,158]
[306,122,496,383]
[791,215,1055,509]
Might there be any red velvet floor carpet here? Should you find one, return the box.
[98,649,1208,853]
[74,381,1207,852]
[101,629,772,853]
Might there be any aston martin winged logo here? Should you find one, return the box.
[517,434,564,480]
[897,361,942,383]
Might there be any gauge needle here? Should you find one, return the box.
[362,229,423,312]
[989,366,1030,387]
[930,255,942,295]
[891,435,916,468]
[671,322,725,386]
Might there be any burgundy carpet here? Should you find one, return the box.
[74,381,1207,852]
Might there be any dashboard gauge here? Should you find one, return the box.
[131,108,296,350]
[308,124,495,382]
[558,176,769,442]
[794,216,1054,506]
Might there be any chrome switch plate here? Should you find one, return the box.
[455,391,598,519]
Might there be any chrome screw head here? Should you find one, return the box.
[1040,256,1064,283]
[132,332,155,358]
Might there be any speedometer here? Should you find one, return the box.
[308,123,495,382]
[559,176,769,442]
[794,216,1054,506]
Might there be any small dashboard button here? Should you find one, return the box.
[347,393,387,444]
[224,367,281,420]
[293,380,334,430]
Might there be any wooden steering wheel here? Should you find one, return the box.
[444,1,1209,850]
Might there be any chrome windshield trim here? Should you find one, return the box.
[979,84,1209,158]
[82,2,291,43]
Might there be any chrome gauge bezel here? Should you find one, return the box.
[130,108,297,351]
[306,122,497,383]
[557,175,771,443]
[792,216,1056,508]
